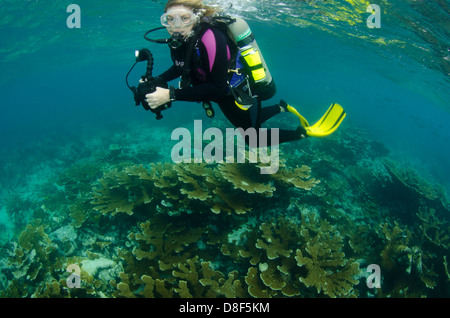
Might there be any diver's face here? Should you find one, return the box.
[161,5,197,37]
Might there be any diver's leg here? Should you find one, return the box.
[259,99,298,124]
[218,97,305,146]
[259,127,305,146]
[249,98,262,129]
[220,96,279,128]
[217,95,251,129]
[260,105,281,123]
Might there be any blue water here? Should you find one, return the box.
[1,1,448,183]
[0,0,449,298]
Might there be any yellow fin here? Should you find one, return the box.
[287,103,346,137]
[287,105,309,128]
[306,103,346,137]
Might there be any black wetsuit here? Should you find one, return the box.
[158,25,301,145]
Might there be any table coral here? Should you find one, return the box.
[382,159,446,206]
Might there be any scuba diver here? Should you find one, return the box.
[139,0,346,145]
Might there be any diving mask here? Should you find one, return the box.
[160,8,198,28]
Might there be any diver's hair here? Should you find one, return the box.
[164,0,217,18]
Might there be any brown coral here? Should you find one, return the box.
[91,165,153,216]
[295,247,359,298]
[294,213,360,298]
[129,214,204,270]
[379,221,411,271]
[416,208,449,249]
[245,267,277,298]
[382,159,445,204]
[218,163,275,196]
[272,165,320,191]
[90,157,319,217]
[222,212,360,298]
[116,255,246,298]
[9,220,58,282]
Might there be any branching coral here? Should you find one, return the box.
[376,220,440,294]
[116,255,246,298]
[294,213,360,298]
[379,221,412,272]
[256,222,296,260]
[295,248,359,298]
[128,214,204,270]
[238,219,303,297]
[0,220,71,297]
[90,157,319,217]
[91,165,154,216]
[218,163,275,196]
[6,123,450,299]
[245,267,277,298]
[416,208,449,249]
[272,165,320,191]
[200,264,245,298]
[173,257,246,297]
[222,212,360,298]
[444,256,450,281]
[11,219,57,281]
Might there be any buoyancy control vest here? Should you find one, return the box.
[182,16,276,111]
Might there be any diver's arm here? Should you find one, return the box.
[158,64,182,83]
[173,28,229,102]
[146,28,229,109]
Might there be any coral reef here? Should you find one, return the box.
[91,164,154,216]
[294,213,360,298]
[113,211,361,298]
[0,122,449,298]
[90,159,319,217]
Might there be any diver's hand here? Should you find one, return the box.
[145,87,170,109]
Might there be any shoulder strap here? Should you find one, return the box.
[180,18,239,89]
[180,22,211,89]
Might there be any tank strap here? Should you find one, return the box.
[179,23,208,89]
[236,31,255,48]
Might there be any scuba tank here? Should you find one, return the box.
[227,18,276,101]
